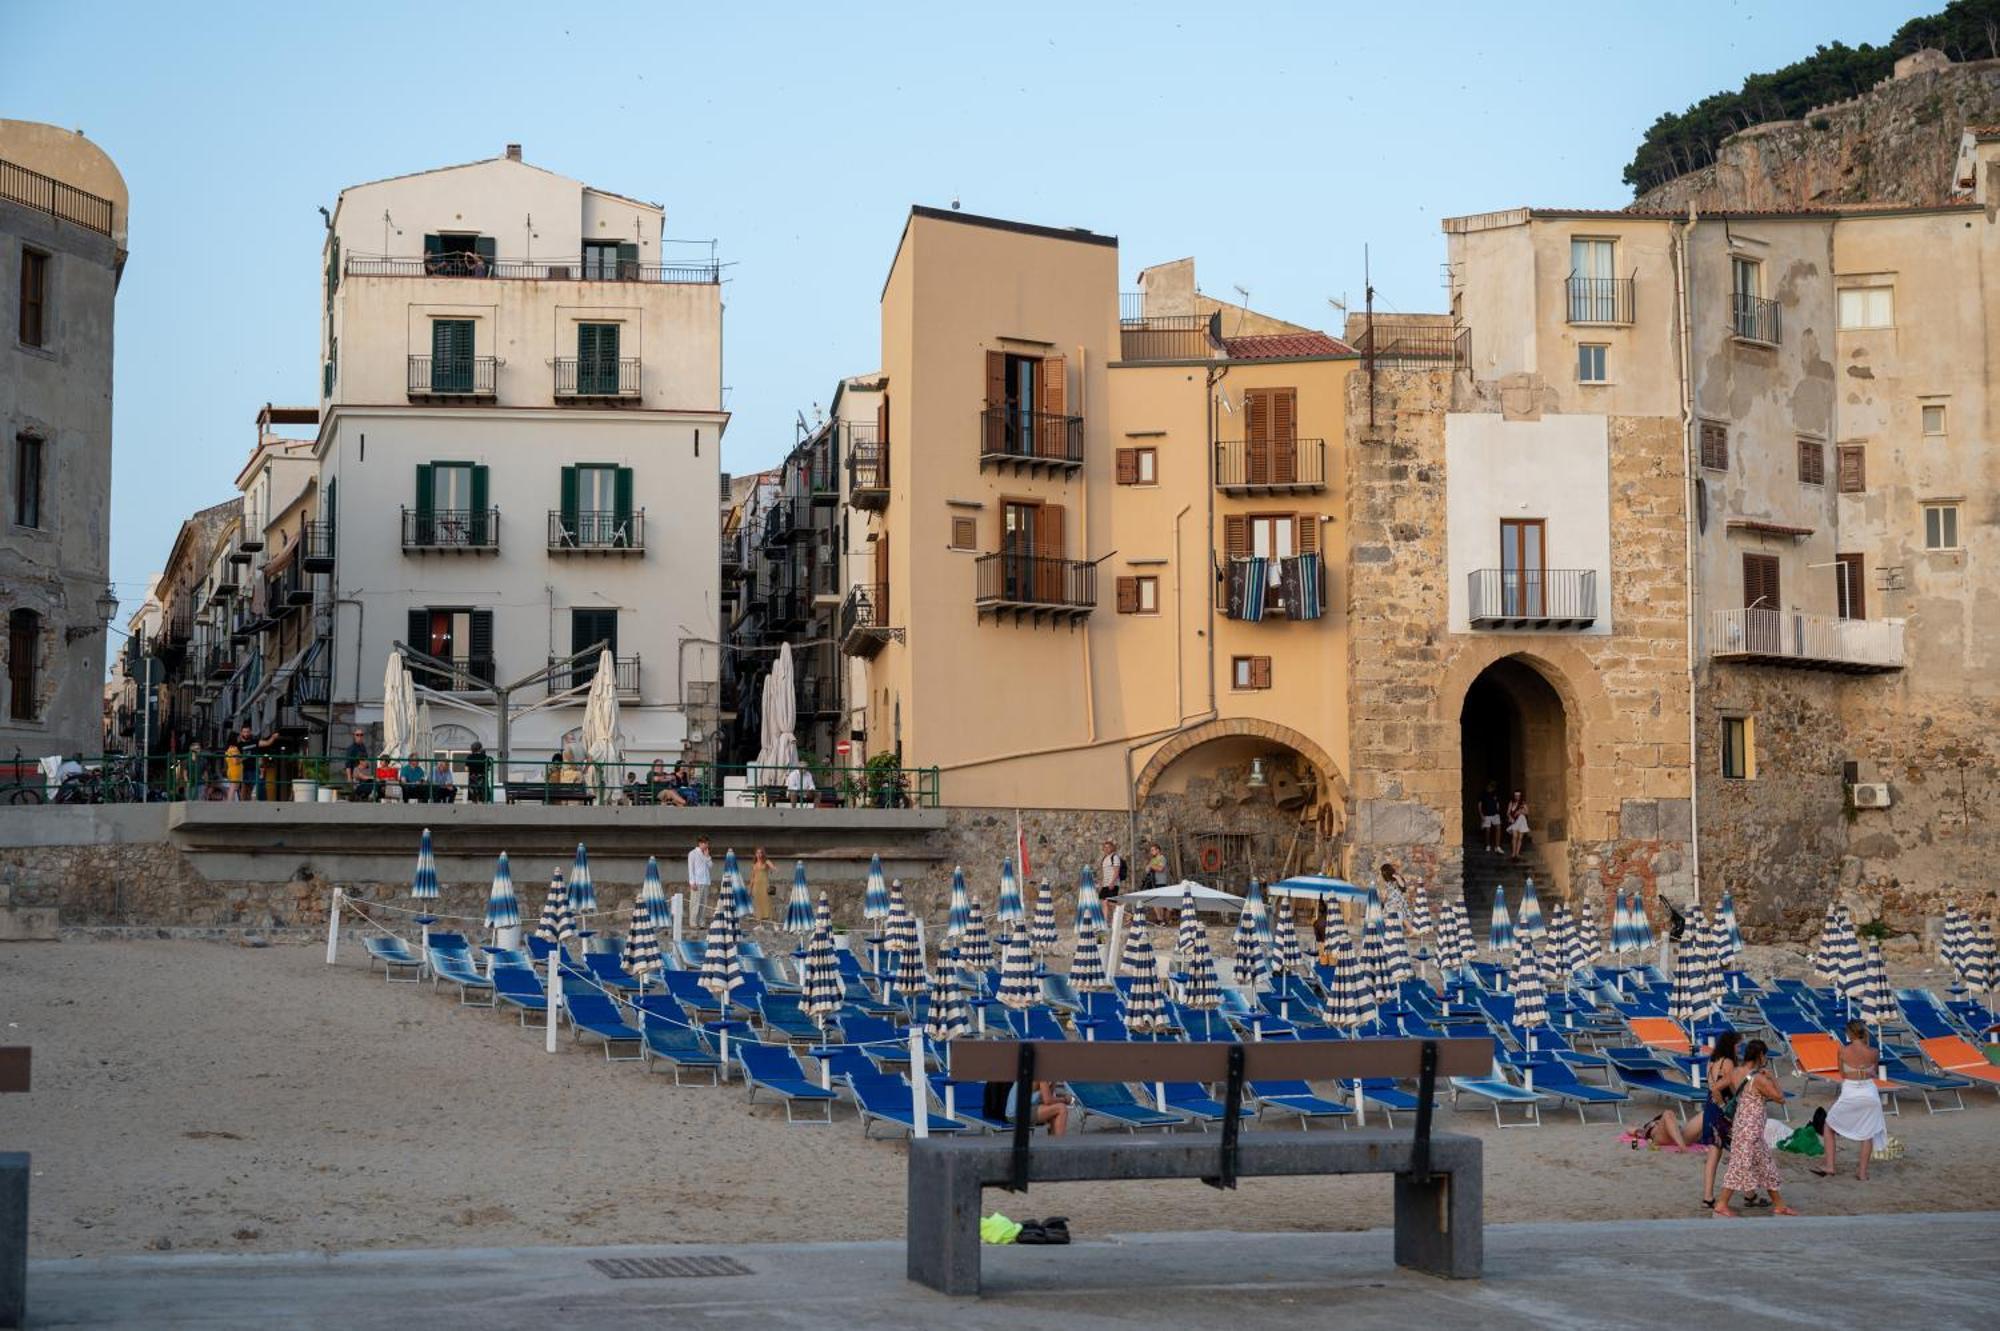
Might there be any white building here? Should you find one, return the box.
[316,146,725,775]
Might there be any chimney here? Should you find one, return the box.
[504,143,522,162]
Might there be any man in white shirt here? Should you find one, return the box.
[1099,839,1125,900]
[686,835,713,918]
[785,761,817,805]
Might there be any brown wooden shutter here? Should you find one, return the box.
[1036,503,1066,601]
[1742,553,1779,610]
[1837,444,1865,493]
[1224,515,1250,559]
[1244,389,1271,485]
[1295,513,1319,556]
[1116,576,1139,613]
[1115,448,1139,485]
[1836,553,1865,620]
[874,533,890,623]
[985,351,1006,408]
[1271,388,1298,483]
[1700,421,1729,470]
[1797,438,1823,485]
[876,396,889,444]
[1249,656,1273,689]
[1039,356,1067,460]
[1040,503,1065,558]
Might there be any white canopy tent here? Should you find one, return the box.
[1115,881,1246,913]
[1266,875,1369,904]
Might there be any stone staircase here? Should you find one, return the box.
[1457,840,1553,940]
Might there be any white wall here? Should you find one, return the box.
[1445,412,1614,635]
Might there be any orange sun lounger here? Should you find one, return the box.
[1919,1036,2000,1092]
[1786,1033,1896,1090]
[1627,1018,1692,1055]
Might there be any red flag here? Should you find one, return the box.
[1014,810,1032,882]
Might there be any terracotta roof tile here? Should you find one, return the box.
[1223,332,1354,359]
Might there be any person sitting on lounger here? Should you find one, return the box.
[1008,1080,1071,1137]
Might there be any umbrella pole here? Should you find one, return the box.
[1353,1080,1365,1127]
[717,1027,730,1083]
[672,893,683,946]
[544,964,560,1054]
[909,1025,928,1139]
[324,888,342,964]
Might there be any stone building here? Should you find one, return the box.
[0,120,127,759]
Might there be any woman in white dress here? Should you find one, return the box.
[1816,1020,1886,1181]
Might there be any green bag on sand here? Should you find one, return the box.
[1777,1125,1823,1157]
[980,1213,1023,1245]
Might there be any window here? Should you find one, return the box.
[570,607,618,688]
[576,323,622,395]
[13,434,43,529]
[413,462,489,545]
[1577,344,1608,383]
[1568,238,1618,321]
[407,607,494,688]
[582,241,636,280]
[1835,553,1866,620]
[1244,387,1300,484]
[1248,514,1296,560]
[1699,421,1729,471]
[1797,438,1824,486]
[1115,446,1157,485]
[1499,518,1546,615]
[1742,553,1781,611]
[421,233,494,277]
[1924,503,1960,551]
[1837,286,1893,329]
[1731,257,1776,341]
[7,609,38,721]
[1116,575,1159,615]
[430,319,475,392]
[983,351,1067,459]
[558,464,635,547]
[19,247,49,347]
[950,516,976,550]
[1837,444,1866,494]
[1921,403,1946,435]
[1231,655,1272,690]
[1720,716,1753,780]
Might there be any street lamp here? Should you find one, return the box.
[95,584,120,626]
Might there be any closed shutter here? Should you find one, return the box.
[1224,515,1250,560]
[473,236,496,265]
[984,351,1006,456]
[1836,553,1866,620]
[1116,576,1139,613]
[1797,439,1824,485]
[615,241,639,280]
[559,466,579,544]
[423,234,445,260]
[1115,448,1139,484]
[1743,553,1780,610]
[469,465,489,544]
[1271,388,1298,483]
[875,533,890,623]
[1295,513,1319,556]
[406,608,429,686]
[614,466,635,539]
[1039,356,1068,460]
[1245,389,1271,484]
[1037,503,1066,602]
[1700,421,1729,470]
[876,396,889,444]
[1249,656,1273,689]
[469,610,495,682]
[1837,444,1865,493]
[414,464,435,546]
[431,320,472,391]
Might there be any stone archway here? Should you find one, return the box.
[1136,718,1346,805]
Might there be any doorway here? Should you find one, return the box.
[1458,657,1570,914]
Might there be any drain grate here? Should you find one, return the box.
[589,1255,754,1280]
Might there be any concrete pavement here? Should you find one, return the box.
[25,1212,2000,1329]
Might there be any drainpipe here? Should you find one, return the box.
[1674,205,1702,911]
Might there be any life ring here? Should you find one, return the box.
[1198,845,1223,874]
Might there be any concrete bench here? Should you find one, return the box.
[908,1037,1487,1296]
[3,1046,28,1328]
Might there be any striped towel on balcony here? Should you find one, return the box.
[1292,553,1324,621]
[1227,557,1268,622]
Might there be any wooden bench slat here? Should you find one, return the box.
[946,1037,1490,1084]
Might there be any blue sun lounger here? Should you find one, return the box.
[1520,1055,1628,1123]
[1065,1080,1184,1132]
[1001,1006,1069,1042]
[926,1076,1010,1131]
[428,950,496,1005]
[563,991,644,1060]
[758,993,828,1043]
[738,1044,838,1123]
[848,1073,968,1139]
[584,951,647,994]
[363,936,424,981]
[1249,1079,1354,1128]
[491,965,549,1025]
[637,1016,721,1084]
[1448,1070,1546,1127]
[1603,1048,1708,1105]
[1879,1048,1970,1113]
[1159,1081,1256,1126]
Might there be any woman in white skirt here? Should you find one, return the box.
[1816,1020,1886,1181]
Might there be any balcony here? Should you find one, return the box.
[0,156,114,237]
[974,552,1097,624]
[406,355,498,402]
[1119,312,1219,362]
[1706,608,1903,673]
[1731,294,1781,346]
[765,588,807,628]
[301,520,336,572]
[409,656,497,692]
[1468,569,1598,630]
[1352,321,1470,370]
[546,654,641,699]
[1214,438,1327,494]
[840,583,896,658]
[847,426,889,510]
[979,407,1085,474]
[266,564,313,613]
[346,253,720,284]
[720,532,745,569]
[1565,275,1635,326]
[402,507,500,554]
[761,499,799,547]
[553,357,641,402]
[802,442,838,505]
[202,644,236,681]
[809,560,841,602]
[548,509,645,555]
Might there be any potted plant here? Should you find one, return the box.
[292,755,332,803]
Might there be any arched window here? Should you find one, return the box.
[8,609,41,721]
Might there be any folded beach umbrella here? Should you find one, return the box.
[484,852,520,932]
[1382,908,1414,987]
[640,855,670,922]
[1629,892,1656,955]
[1609,889,1632,955]
[1075,866,1105,935]
[885,879,919,958]
[863,853,890,923]
[1030,879,1059,955]
[1120,914,1156,976]
[1178,930,1222,1010]
[946,865,972,936]
[1070,925,1111,992]
[1666,933,1703,1028]
[1359,911,1396,1007]
[722,848,750,919]
[1323,929,1371,1029]
[1701,910,1730,1015]
[698,897,742,1000]
[801,898,842,1022]
[567,842,597,922]
[887,931,927,1000]
[1821,909,1861,1000]
[1939,903,1967,981]
[1271,898,1305,977]
[927,955,968,1042]
[1718,890,1743,961]
[1236,878,1271,953]
[1488,887,1514,954]
[1121,926,1167,1033]
[1231,920,1268,991]
[1811,902,1842,980]
[1440,898,1474,975]
[958,899,995,970]
[1175,883,1203,958]
[411,828,440,929]
[535,869,577,946]
[997,923,1039,1009]
[1516,877,1545,946]
[1512,940,1549,1049]
[1574,899,1602,972]
[1541,907,1574,993]
[1858,940,1897,1029]
[997,857,1025,927]
[1408,882,1434,940]
[1962,923,1996,997]
[625,896,664,981]
[783,860,814,935]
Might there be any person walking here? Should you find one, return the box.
[1815,1020,1886,1181]
[750,847,774,921]
[222,738,245,802]
[1477,783,1503,853]
[1098,839,1126,901]
[1700,1031,1749,1210]
[1505,790,1530,860]
[686,835,714,919]
[1714,1041,1798,1217]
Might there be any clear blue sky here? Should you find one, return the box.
[4,0,1913,609]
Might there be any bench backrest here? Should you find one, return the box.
[949,1037,1490,1084]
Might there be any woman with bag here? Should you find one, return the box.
[1699,1031,1761,1210]
[1713,1041,1799,1218]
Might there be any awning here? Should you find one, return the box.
[1114,881,1244,913]
[1266,876,1368,904]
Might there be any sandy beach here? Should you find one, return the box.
[2,936,1995,1260]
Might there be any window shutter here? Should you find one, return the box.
[423,234,444,259]
[1040,503,1066,558]
[1039,356,1068,461]
[876,396,889,445]
[615,241,639,279]
[414,463,435,518]
[1837,444,1865,493]
[406,608,428,664]
[469,610,495,681]
[1836,553,1866,620]
[1116,576,1139,613]
[1295,513,1319,556]
[1272,388,1297,441]
[614,466,634,528]
[473,236,496,263]
[469,466,489,543]
[985,351,1006,408]
[559,465,579,533]
[1115,448,1139,484]
[1742,553,1779,610]
[1700,421,1729,470]
[1797,439,1824,485]
[1224,515,1250,559]
[1250,656,1273,689]
[876,533,890,622]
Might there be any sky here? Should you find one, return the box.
[3,0,1916,613]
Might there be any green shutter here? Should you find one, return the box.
[613,466,633,534]
[469,465,490,545]
[423,234,444,258]
[415,464,434,516]
[559,465,579,545]
[431,320,473,392]
[615,241,638,279]
[473,236,495,263]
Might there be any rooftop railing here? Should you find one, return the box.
[344,253,719,283]
[0,157,114,236]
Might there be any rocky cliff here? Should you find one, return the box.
[1635,56,2000,212]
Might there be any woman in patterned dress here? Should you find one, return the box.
[1713,1041,1799,1217]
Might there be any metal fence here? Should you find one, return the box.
[973,552,1098,610]
[1466,569,1598,626]
[544,654,641,696]
[402,507,500,551]
[1213,438,1327,490]
[0,157,114,236]
[548,509,645,552]
[1706,607,1903,669]
[407,355,497,397]
[1564,275,1635,325]
[554,357,641,397]
[1353,322,1470,370]
[978,407,1085,466]
[344,254,719,283]
[1118,313,1217,362]
[1732,293,1781,345]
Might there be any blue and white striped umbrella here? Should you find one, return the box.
[927,953,968,1041]
[1630,893,1656,954]
[534,869,576,944]
[698,897,742,999]
[1232,922,1268,991]
[801,895,842,1021]
[1271,897,1306,976]
[1940,903,1969,981]
[625,896,664,980]
[1666,932,1705,1028]
[1178,930,1221,1010]
[887,931,926,999]
[1858,940,1898,1029]
[1070,926,1111,992]
[1541,907,1574,993]
[783,860,814,935]
[946,865,972,936]
[1121,925,1167,1033]
[1030,879,1059,954]
[1718,890,1743,961]
[1811,903,1843,981]
[885,879,920,957]
[1962,923,1996,996]
[567,843,596,919]
[412,827,440,905]
[640,855,669,922]
[1434,898,1472,974]
[1516,877,1545,946]
[1323,927,1371,1029]
[1359,911,1396,1007]
[863,853,890,922]
[1383,909,1414,986]
[1408,881,1434,943]
[1574,899,1602,972]
[1609,889,1632,955]
[722,848,750,919]
[1075,866,1105,934]
[1488,888,1514,954]
[1175,883,1203,958]
[1512,940,1549,1045]
[997,923,1039,1009]
[958,899,995,970]
[996,857,1025,927]
[1236,879,1271,957]
[484,852,520,931]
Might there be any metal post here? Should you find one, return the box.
[1007,1043,1036,1193]
[909,1024,928,1140]
[1411,1039,1438,1183]
[324,887,342,964]
[544,958,561,1053]
[1205,1043,1247,1191]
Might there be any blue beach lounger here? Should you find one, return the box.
[428,949,496,1005]
[1520,1055,1628,1124]
[363,936,424,981]
[1449,1070,1546,1127]
[639,1017,722,1085]
[1065,1080,1184,1132]
[1250,1079,1354,1128]
[564,991,644,1060]
[849,1073,968,1139]
[491,965,549,1025]
[738,1044,838,1123]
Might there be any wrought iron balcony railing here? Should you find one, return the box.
[1565,275,1635,325]
[979,407,1085,471]
[974,552,1097,619]
[407,355,498,399]
[402,507,500,553]
[1214,438,1327,493]
[1467,569,1598,630]
[548,509,645,553]
[1706,608,1903,673]
[1732,293,1781,345]
[345,253,720,283]
[545,654,641,698]
[553,357,641,398]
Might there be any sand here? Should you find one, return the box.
[2,936,1995,1260]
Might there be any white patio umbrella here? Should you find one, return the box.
[381,650,417,761]
[579,649,622,800]
[754,642,799,781]
[412,700,435,766]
